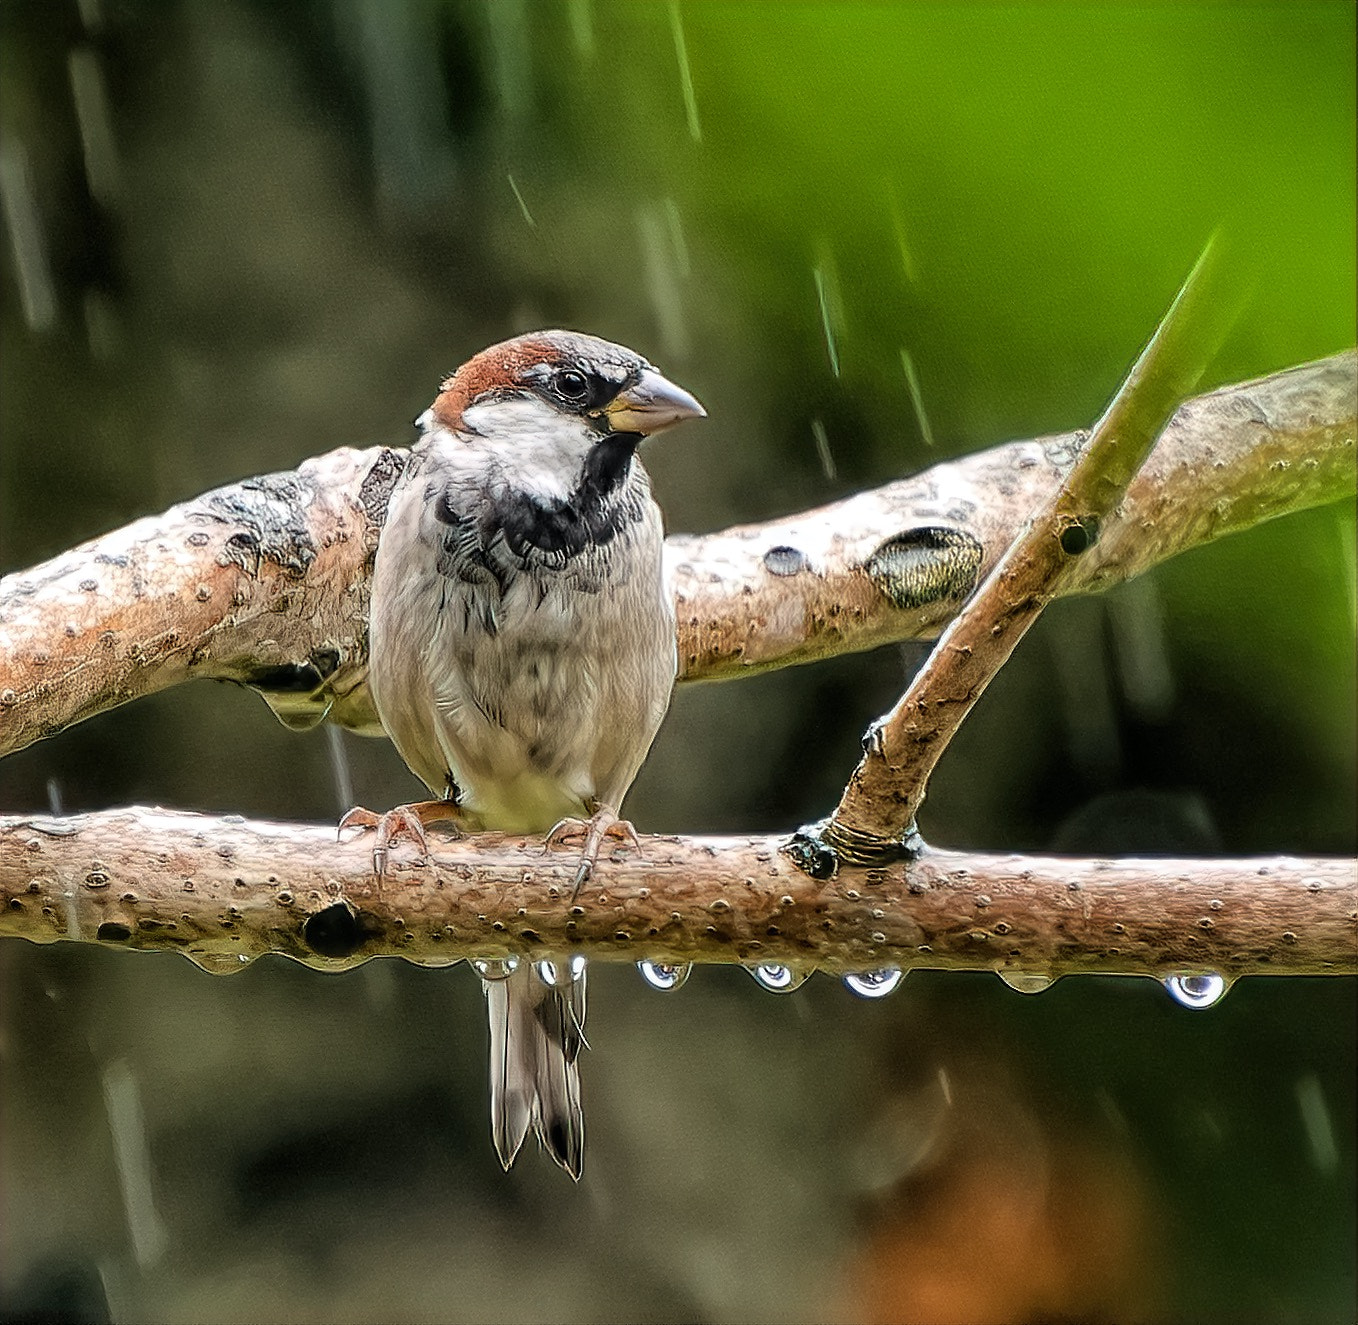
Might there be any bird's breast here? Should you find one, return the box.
[369,473,675,830]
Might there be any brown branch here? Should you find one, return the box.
[2,353,1353,757]
[1,809,1353,979]
[821,236,1241,860]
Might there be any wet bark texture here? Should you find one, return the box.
[1,808,1352,978]
[1,353,1353,756]
[0,352,1353,979]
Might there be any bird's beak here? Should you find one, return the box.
[603,368,706,435]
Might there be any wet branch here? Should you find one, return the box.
[1,808,1353,979]
[2,352,1353,758]
[821,237,1245,860]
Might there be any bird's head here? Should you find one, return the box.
[424,330,705,446]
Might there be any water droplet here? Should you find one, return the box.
[536,955,587,988]
[326,725,353,814]
[667,0,701,142]
[899,348,935,448]
[843,967,904,999]
[184,950,252,976]
[813,264,841,377]
[997,971,1055,995]
[1164,972,1228,1009]
[472,956,520,982]
[506,173,536,229]
[810,418,836,480]
[638,960,690,991]
[749,963,808,993]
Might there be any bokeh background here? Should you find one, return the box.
[1,3,1354,1323]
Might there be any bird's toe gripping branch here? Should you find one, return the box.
[545,802,642,893]
[338,799,466,875]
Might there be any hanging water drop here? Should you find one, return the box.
[184,950,253,976]
[749,964,808,993]
[997,970,1055,994]
[843,967,904,999]
[1164,972,1228,1008]
[472,956,520,982]
[537,955,587,988]
[638,960,691,991]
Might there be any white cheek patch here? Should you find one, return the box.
[459,396,554,439]
[457,397,596,505]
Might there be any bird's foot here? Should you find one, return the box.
[338,799,464,876]
[545,801,641,895]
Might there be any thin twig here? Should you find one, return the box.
[819,239,1243,862]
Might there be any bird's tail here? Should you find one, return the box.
[483,962,586,1179]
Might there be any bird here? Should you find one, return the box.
[342,329,705,1179]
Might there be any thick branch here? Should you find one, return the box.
[1,809,1352,979]
[2,353,1353,756]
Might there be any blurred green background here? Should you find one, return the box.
[1,3,1354,1322]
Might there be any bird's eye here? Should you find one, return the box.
[556,370,589,401]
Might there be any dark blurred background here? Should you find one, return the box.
[1,3,1354,1323]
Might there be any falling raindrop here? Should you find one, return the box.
[1336,510,1356,635]
[811,418,837,481]
[506,173,536,229]
[813,265,841,377]
[662,197,691,278]
[472,956,520,982]
[667,1,702,142]
[899,349,935,448]
[537,955,587,988]
[638,960,691,991]
[886,186,921,285]
[67,46,122,206]
[1107,575,1175,721]
[0,139,56,331]
[326,724,353,814]
[637,201,689,359]
[996,970,1056,995]
[345,0,455,218]
[844,967,905,999]
[566,0,595,58]
[1294,1072,1339,1173]
[100,1060,169,1268]
[749,964,808,993]
[1163,972,1228,1009]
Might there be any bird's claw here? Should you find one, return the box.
[339,800,462,876]
[545,804,641,897]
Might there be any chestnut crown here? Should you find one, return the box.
[428,330,704,438]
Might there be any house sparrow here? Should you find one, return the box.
[344,330,704,1178]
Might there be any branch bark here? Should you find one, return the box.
[821,237,1233,859]
[2,353,1352,757]
[2,809,1353,979]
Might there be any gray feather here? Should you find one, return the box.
[485,965,585,1179]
